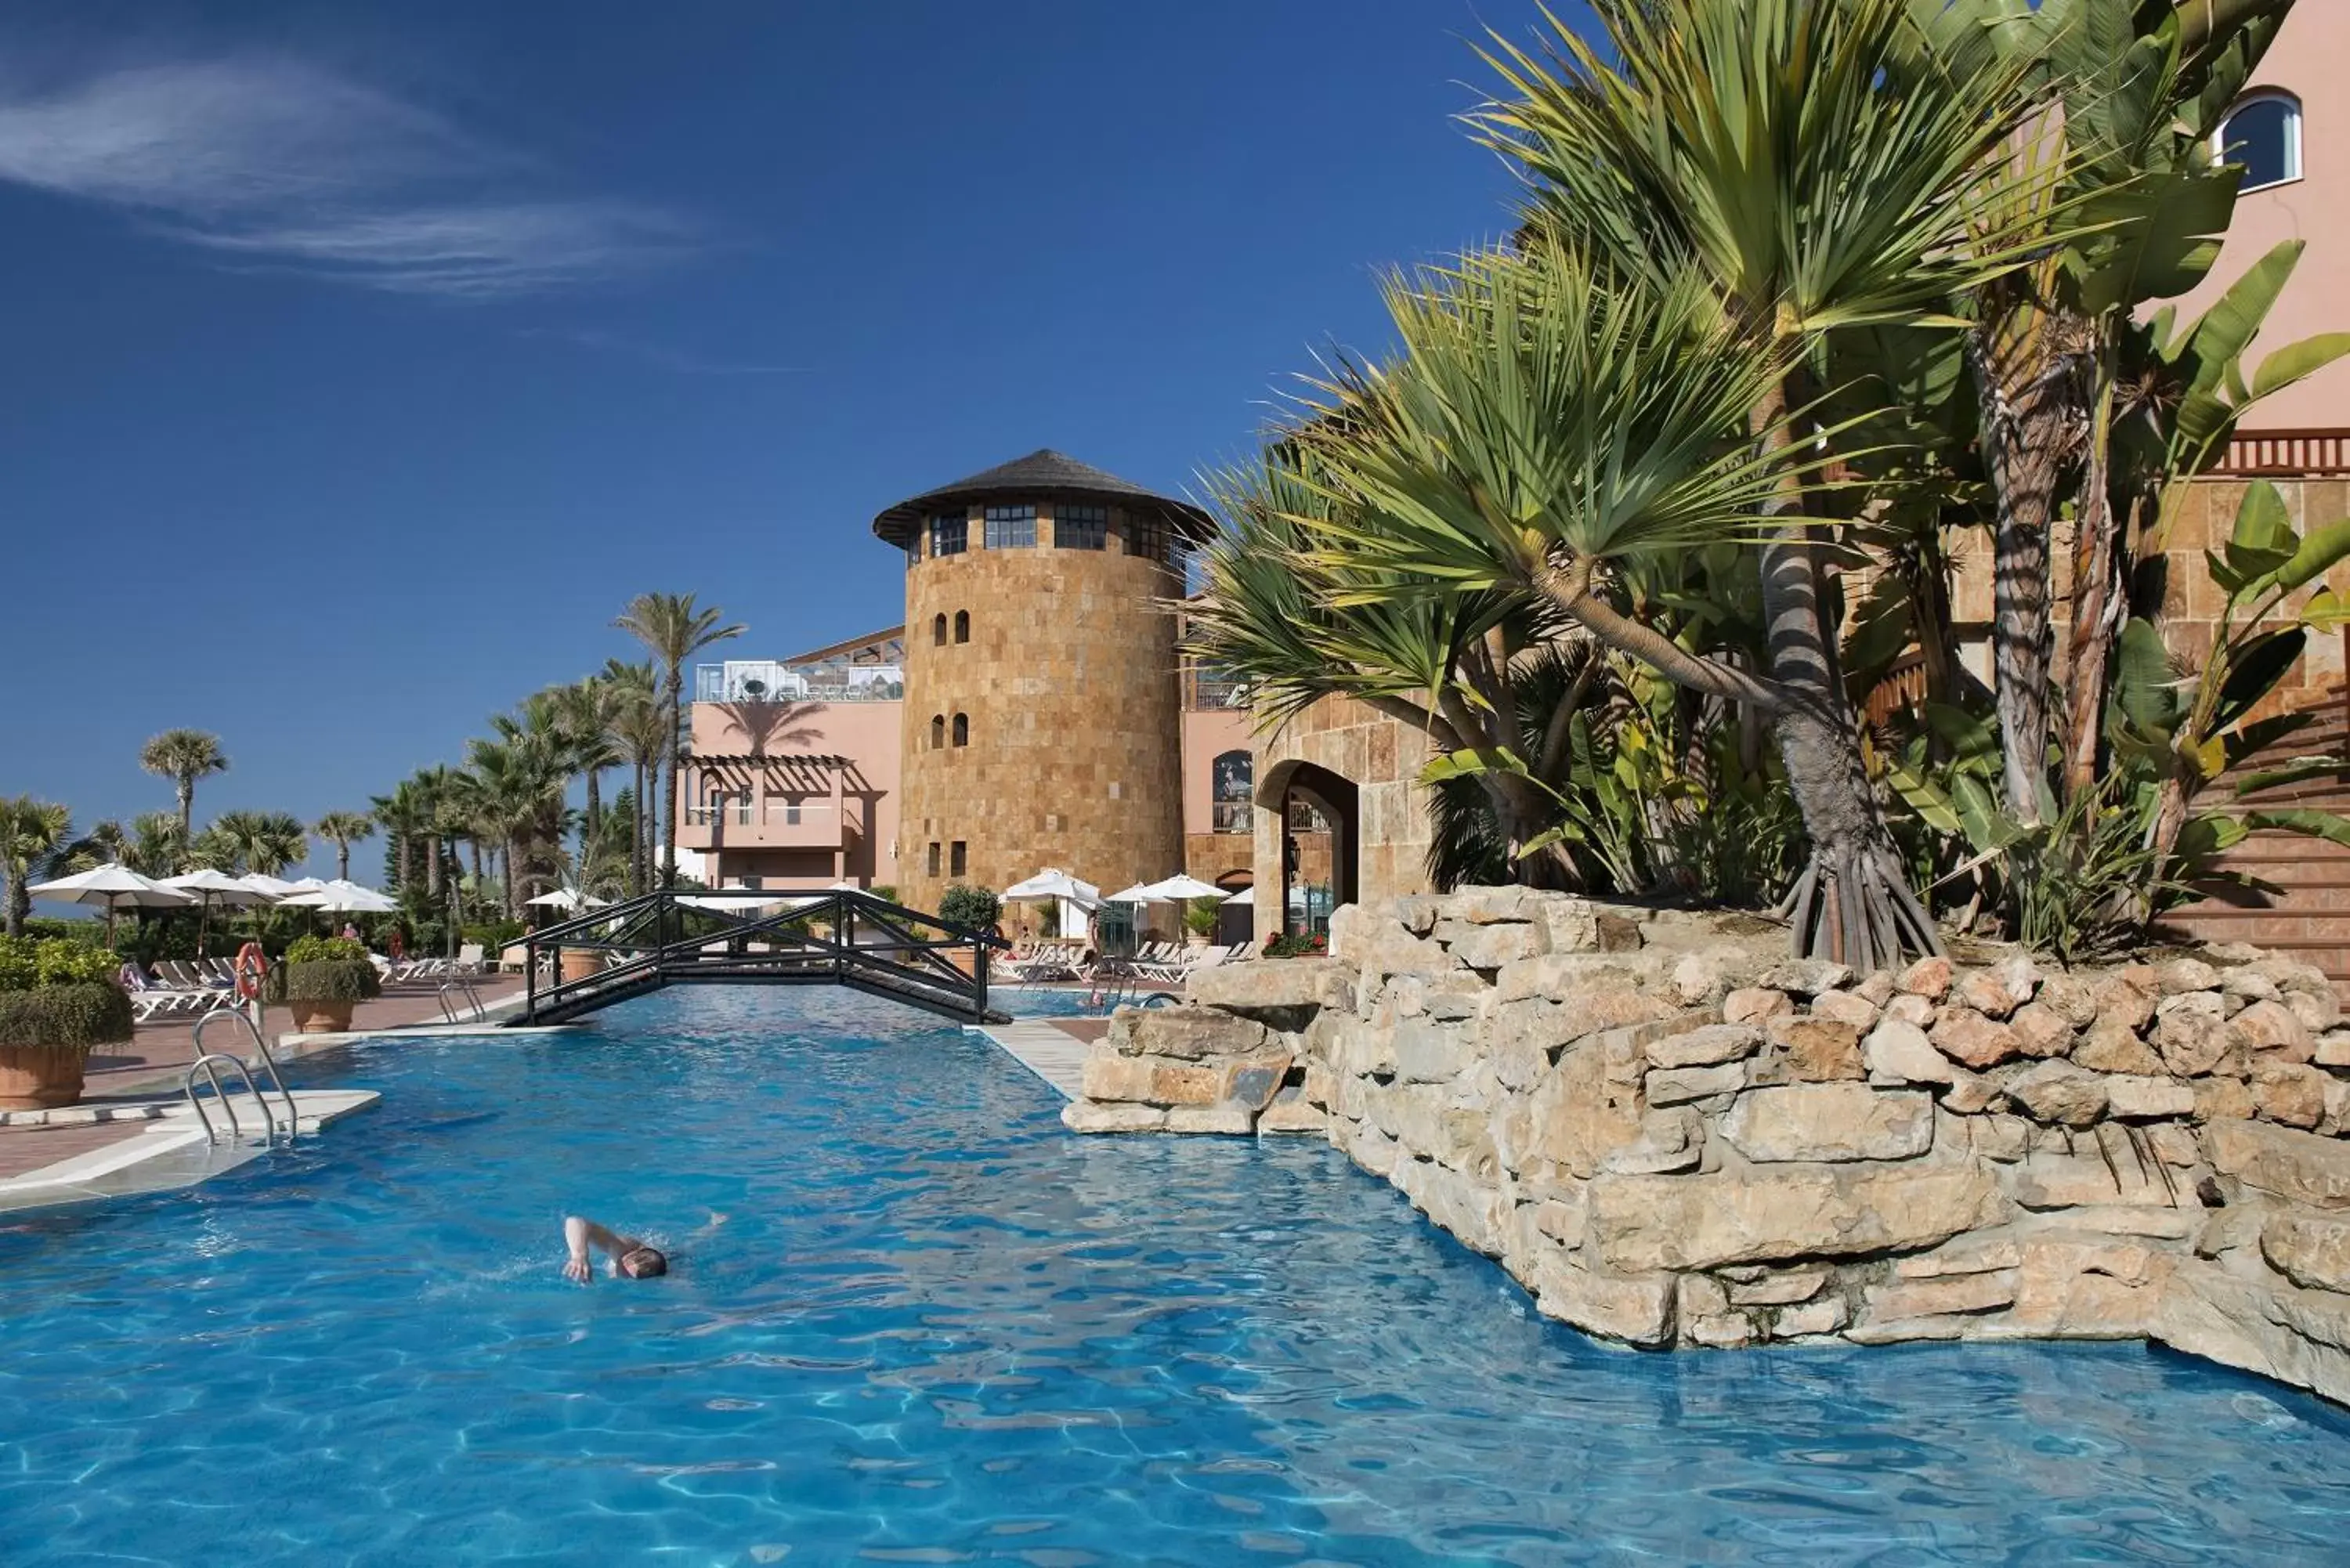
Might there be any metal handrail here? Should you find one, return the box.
[437,980,487,1024]
[192,1007,299,1133]
[182,1053,280,1146]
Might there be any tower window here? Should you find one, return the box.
[929,512,968,557]
[952,712,969,747]
[931,714,945,750]
[1126,511,1177,565]
[932,612,947,646]
[927,842,941,876]
[984,503,1036,549]
[953,610,970,644]
[2217,92,2301,193]
[1054,504,1108,551]
[950,840,967,877]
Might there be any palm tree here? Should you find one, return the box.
[551,677,625,856]
[605,661,665,895]
[139,729,229,836]
[613,594,744,889]
[371,780,428,893]
[0,797,71,938]
[206,811,309,878]
[1462,0,2054,965]
[314,811,378,882]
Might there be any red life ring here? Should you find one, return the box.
[233,942,269,1000]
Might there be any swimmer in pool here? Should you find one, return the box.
[562,1216,668,1281]
[561,1211,725,1281]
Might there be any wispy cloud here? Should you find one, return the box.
[0,56,694,298]
[520,327,806,377]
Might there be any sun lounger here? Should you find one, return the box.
[118,963,222,1021]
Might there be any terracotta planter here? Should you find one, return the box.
[0,1044,87,1111]
[944,947,979,978]
[290,999,356,1035]
[559,949,605,985]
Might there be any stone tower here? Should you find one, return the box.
[873,450,1207,917]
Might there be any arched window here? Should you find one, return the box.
[952,713,970,747]
[2218,91,2302,193]
[931,613,947,646]
[930,714,945,750]
[1210,749,1253,833]
[953,610,970,644]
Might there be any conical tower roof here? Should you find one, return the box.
[872,449,1211,546]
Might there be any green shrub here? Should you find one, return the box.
[0,982,135,1050]
[266,958,383,1005]
[937,883,1001,932]
[464,921,526,953]
[1264,932,1327,958]
[869,884,898,905]
[285,934,368,966]
[1184,903,1221,938]
[0,936,124,992]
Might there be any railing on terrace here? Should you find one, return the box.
[516,887,1009,1026]
[1211,799,1252,833]
[2214,429,2350,479]
[694,663,905,705]
[1184,673,1249,710]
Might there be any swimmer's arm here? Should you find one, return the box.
[562,1216,640,1281]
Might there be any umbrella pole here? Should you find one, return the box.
[197,896,212,959]
[105,898,118,950]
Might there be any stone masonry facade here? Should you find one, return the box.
[1063,889,2350,1407]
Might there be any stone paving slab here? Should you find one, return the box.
[0,1089,381,1212]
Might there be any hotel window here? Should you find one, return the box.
[2217,92,2301,193]
[932,613,947,646]
[927,842,941,876]
[931,714,945,750]
[929,511,968,557]
[1126,511,1175,565]
[1055,504,1108,550]
[950,840,967,877]
[953,610,970,644]
[905,537,920,568]
[952,712,969,747]
[984,503,1036,549]
[784,799,802,826]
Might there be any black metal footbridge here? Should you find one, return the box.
[514,888,1010,1026]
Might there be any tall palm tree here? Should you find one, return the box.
[604,660,665,895]
[613,594,744,889]
[313,811,378,882]
[371,781,428,893]
[551,677,625,857]
[1464,0,2053,964]
[125,813,190,878]
[139,729,229,836]
[0,797,71,938]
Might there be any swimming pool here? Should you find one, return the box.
[4,987,2348,1565]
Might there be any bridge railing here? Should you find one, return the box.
[519,888,1008,1023]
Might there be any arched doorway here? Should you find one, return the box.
[1258,760,1358,941]
[1213,869,1255,946]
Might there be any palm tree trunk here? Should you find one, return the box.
[1752,380,1943,969]
[425,834,443,900]
[177,780,194,838]
[5,878,27,938]
[336,843,351,881]
[661,681,682,888]
[632,761,647,894]
[584,768,602,857]
[2061,362,2124,803]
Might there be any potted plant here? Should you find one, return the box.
[265,934,383,1034]
[0,937,133,1110]
[1184,901,1220,949]
[936,883,1001,977]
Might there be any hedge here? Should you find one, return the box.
[266,959,384,1005]
[0,935,122,992]
[0,983,135,1050]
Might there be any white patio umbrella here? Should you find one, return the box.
[1003,869,1101,905]
[28,863,194,945]
[1141,874,1227,901]
[161,868,277,956]
[1102,883,1159,904]
[277,880,399,914]
[239,873,305,898]
[526,887,609,910]
[1220,883,1256,902]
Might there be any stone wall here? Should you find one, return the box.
[1062,890,2350,1405]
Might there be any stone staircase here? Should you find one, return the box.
[2157,682,2350,999]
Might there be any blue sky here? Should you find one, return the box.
[0,0,1574,879]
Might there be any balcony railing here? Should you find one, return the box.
[1187,677,1248,710]
[2214,429,2350,479]
[696,663,905,705]
[1211,799,1252,833]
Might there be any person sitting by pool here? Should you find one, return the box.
[562,1215,667,1281]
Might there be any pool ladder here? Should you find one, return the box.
[437,979,489,1024]
[181,1008,302,1147]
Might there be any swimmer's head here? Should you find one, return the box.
[618,1246,667,1279]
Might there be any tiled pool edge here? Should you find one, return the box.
[970,1021,1087,1100]
[0,1091,382,1213]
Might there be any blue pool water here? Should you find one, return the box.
[5,989,2350,1566]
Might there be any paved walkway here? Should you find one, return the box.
[971,1017,1104,1100]
[0,977,522,1183]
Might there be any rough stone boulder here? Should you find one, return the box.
[1186,957,1353,1029]
[1109,1006,1271,1061]
[1719,1082,1935,1163]
[2209,1119,2350,1209]
[1588,1164,2007,1272]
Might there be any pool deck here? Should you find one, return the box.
[0,976,527,1201]
[971,1017,1107,1100]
